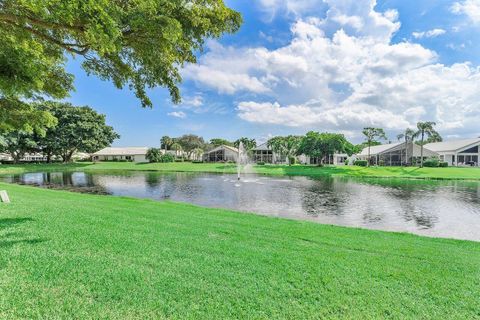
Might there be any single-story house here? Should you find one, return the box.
[203,145,238,162]
[358,142,438,166]
[424,138,480,167]
[92,147,149,163]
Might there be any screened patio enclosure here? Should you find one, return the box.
[203,145,239,162]
[360,142,438,166]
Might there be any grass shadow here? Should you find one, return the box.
[0,217,34,230]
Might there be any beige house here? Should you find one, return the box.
[92,147,149,163]
[425,138,480,167]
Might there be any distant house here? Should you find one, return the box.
[251,142,286,164]
[307,154,349,165]
[92,147,149,163]
[425,138,480,167]
[358,142,438,166]
[203,145,238,162]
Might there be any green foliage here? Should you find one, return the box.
[38,102,119,162]
[362,127,387,166]
[354,160,368,167]
[256,161,266,165]
[0,0,241,108]
[159,153,175,163]
[439,162,449,167]
[234,137,256,151]
[414,122,439,167]
[297,132,349,164]
[0,130,37,163]
[210,138,233,147]
[423,158,440,167]
[267,135,301,165]
[0,98,57,134]
[176,134,205,159]
[160,136,174,150]
[146,148,162,163]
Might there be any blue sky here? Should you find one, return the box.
[66,0,480,147]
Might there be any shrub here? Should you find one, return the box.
[256,161,266,165]
[288,156,296,165]
[159,154,175,163]
[344,159,349,165]
[423,158,440,167]
[146,148,162,163]
[192,160,203,164]
[174,158,184,162]
[439,161,448,167]
[378,160,385,166]
[354,160,368,167]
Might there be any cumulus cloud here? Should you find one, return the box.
[412,28,446,39]
[451,0,480,24]
[184,0,480,138]
[168,111,187,119]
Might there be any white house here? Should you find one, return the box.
[358,142,438,166]
[424,138,480,167]
[203,145,239,162]
[92,147,149,163]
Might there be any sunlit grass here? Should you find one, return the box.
[0,182,479,318]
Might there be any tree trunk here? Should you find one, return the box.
[46,151,52,163]
[420,132,424,168]
[64,150,75,163]
[367,141,371,167]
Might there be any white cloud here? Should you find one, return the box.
[184,0,480,138]
[182,95,203,107]
[451,0,480,24]
[255,0,324,20]
[412,28,446,39]
[168,111,187,119]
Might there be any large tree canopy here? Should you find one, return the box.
[36,102,119,162]
[0,0,241,131]
[297,132,350,165]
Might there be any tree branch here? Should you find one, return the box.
[1,20,89,55]
[0,12,84,32]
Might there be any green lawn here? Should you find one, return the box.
[1,161,480,180]
[0,183,479,318]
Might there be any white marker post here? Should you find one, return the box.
[0,190,10,203]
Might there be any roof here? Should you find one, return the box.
[424,138,480,152]
[359,142,402,156]
[253,142,271,151]
[205,145,239,154]
[93,147,149,156]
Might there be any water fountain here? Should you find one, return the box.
[237,141,247,180]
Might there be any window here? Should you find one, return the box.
[460,145,479,153]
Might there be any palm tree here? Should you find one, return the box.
[397,128,415,165]
[170,142,183,159]
[160,136,173,151]
[413,122,438,167]
[362,127,387,166]
[267,136,301,165]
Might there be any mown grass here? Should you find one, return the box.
[1,161,480,180]
[0,182,479,318]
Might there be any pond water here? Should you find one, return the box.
[2,171,480,241]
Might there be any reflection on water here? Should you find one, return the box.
[2,171,480,241]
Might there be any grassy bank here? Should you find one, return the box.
[1,161,480,180]
[0,183,478,318]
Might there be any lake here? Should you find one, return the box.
[2,171,480,241]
